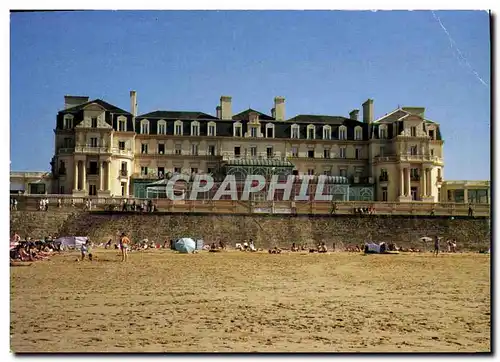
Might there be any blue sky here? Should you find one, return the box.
[10,10,490,180]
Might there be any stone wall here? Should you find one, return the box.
[10,211,490,251]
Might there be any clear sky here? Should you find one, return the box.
[10,10,490,180]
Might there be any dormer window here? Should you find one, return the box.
[208,122,216,137]
[410,126,417,137]
[118,117,127,132]
[250,127,258,137]
[323,126,331,140]
[158,120,166,135]
[379,125,387,139]
[140,120,150,134]
[307,125,316,140]
[91,117,98,128]
[234,122,242,137]
[291,124,300,139]
[354,126,362,140]
[429,129,435,139]
[174,120,183,136]
[191,121,200,136]
[63,115,73,129]
[266,123,275,138]
[338,126,347,140]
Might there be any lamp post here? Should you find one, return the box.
[271,167,276,214]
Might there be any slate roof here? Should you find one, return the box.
[137,111,218,120]
[59,99,131,115]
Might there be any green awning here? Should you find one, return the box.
[224,158,295,168]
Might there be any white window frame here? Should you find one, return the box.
[266,123,275,138]
[63,115,74,129]
[338,126,347,140]
[191,143,199,156]
[208,122,216,137]
[354,126,362,140]
[339,147,346,159]
[117,116,127,132]
[157,120,166,135]
[307,124,316,140]
[174,120,183,136]
[291,124,300,139]
[323,125,331,140]
[250,146,257,157]
[140,119,150,134]
[323,148,331,159]
[233,122,242,137]
[191,121,200,136]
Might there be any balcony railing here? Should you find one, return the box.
[411,175,420,181]
[11,194,491,218]
[119,169,128,177]
[75,146,111,154]
[374,154,443,163]
[58,168,66,176]
[379,175,389,182]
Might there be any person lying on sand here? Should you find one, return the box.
[291,243,299,252]
[268,247,282,254]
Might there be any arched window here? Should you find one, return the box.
[157,120,166,135]
[307,124,316,140]
[208,121,217,137]
[265,123,275,138]
[291,124,300,139]
[191,121,200,136]
[174,120,183,136]
[140,119,150,134]
[338,125,347,140]
[323,125,331,140]
[354,126,362,140]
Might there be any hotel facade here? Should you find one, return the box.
[39,91,459,203]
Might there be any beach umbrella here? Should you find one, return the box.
[175,238,196,254]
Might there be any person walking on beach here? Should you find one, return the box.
[119,232,130,262]
[434,235,440,256]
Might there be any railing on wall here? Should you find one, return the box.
[9,194,491,217]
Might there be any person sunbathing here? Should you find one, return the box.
[269,247,282,254]
[318,242,328,253]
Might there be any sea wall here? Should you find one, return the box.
[10,211,490,251]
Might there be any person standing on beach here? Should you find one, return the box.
[434,235,440,256]
[120,232,131,262]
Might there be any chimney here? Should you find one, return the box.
[271,108,276,119]
[362,99,374,123]
[349,109,360,121]
[64,95,89,110]
[130,90,137,117]
[274,96,285,121]
[220,96,232,120]
[216,106,222,119]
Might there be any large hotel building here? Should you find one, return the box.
[43,91,453,203]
